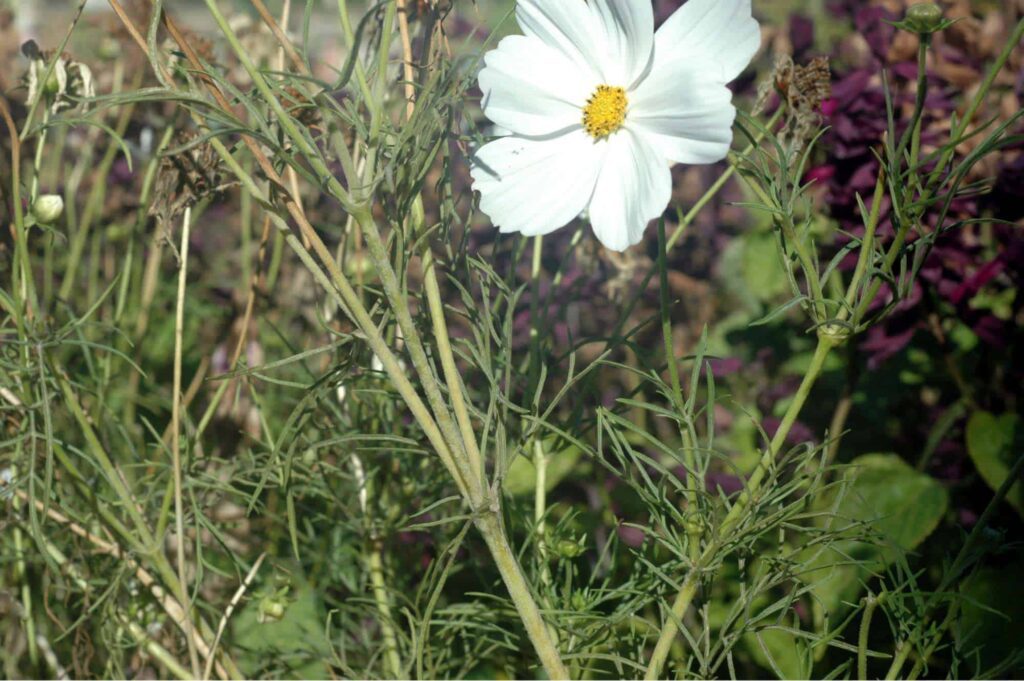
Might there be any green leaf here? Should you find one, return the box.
[805,454,948,614]
[958,563,1024,677]
[503,437,583,497]
[838,454,949,558]
[742,231,789,303]
[965,411,1023,517]
[743,628,812,680]
[233,580,331,679]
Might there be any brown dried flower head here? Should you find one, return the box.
[150,130,225,228]
[21,40,95,114]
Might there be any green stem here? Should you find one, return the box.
[858,593,880,681]
[645,335,835,679]
[367,538,404,678]
[657,221,701,565]
[841,171,887,322]
[171,205,202,678]
[421,244,486,488]
[927,16,1024,189]
[894,39,930,165]
[476,512,569,680]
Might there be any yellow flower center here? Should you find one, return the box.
[583,85,628,139]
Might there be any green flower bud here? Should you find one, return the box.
[98,37,122,62]
[32,194,64,223]
[257,594,288,623]
[555,539,585,559]
[44,71,62,97]
[904,3,945,35]
[410,194,426,235]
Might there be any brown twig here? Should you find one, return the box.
[12,491,230,680]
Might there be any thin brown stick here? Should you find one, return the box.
[250,0,306,74]
[12,491,230,681]
[202,553,267,681]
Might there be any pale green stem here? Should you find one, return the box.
[477,512,569,680]
[29,109,49,203]
[645,335,835,679]
[421,245,486,488]
[368,540,404,678]
[840,171,887,321]
[858,593,880,681]
[657,220,701,566]
[171,205,202,678]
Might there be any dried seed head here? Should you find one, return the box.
[150,131,225,228]
[757,54,833,154]
[22,41,95,114]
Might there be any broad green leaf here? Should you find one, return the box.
[742,231,789,303]
[965,411,1023,517]
[233,580,331,679]
[958,563,1024,677]
[805,454,948,614]
[504,437,583,497]
[837,454,949,558]
[743,628,812,680]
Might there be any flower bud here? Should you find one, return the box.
[903,3,946,35]
[555,539,585,559]
[410,194,426,235]
[32,194,64,223]
[256,594,288,623]
[98,37,122,62]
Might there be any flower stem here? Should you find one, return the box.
[476,512,569,680]
[171,205,202,679]
[858,593,881,680]
[368,538,404,679]
[657,221,701,565]
[645,335,835,679]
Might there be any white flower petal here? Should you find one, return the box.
[471,130,605,237]
[515,0,606,81]
[587,130,671,251]
[629,70,736,165]
[478,35,594,137]
[588,0,654,86]
[655,0,761,84]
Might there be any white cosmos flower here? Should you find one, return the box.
[470,0,760,251]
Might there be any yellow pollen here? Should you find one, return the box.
[583,85,628,139]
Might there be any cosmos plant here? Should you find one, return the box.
[2,0,1022,679]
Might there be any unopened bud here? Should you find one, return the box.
[256,594,288,623]
[904,3,946,35]
[32,194,64,223]
[410,194,426,234]
[555,539,585,559]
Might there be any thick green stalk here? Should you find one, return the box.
[421,246,486,488]
[368,539,404,678]
[476,512,569,680]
